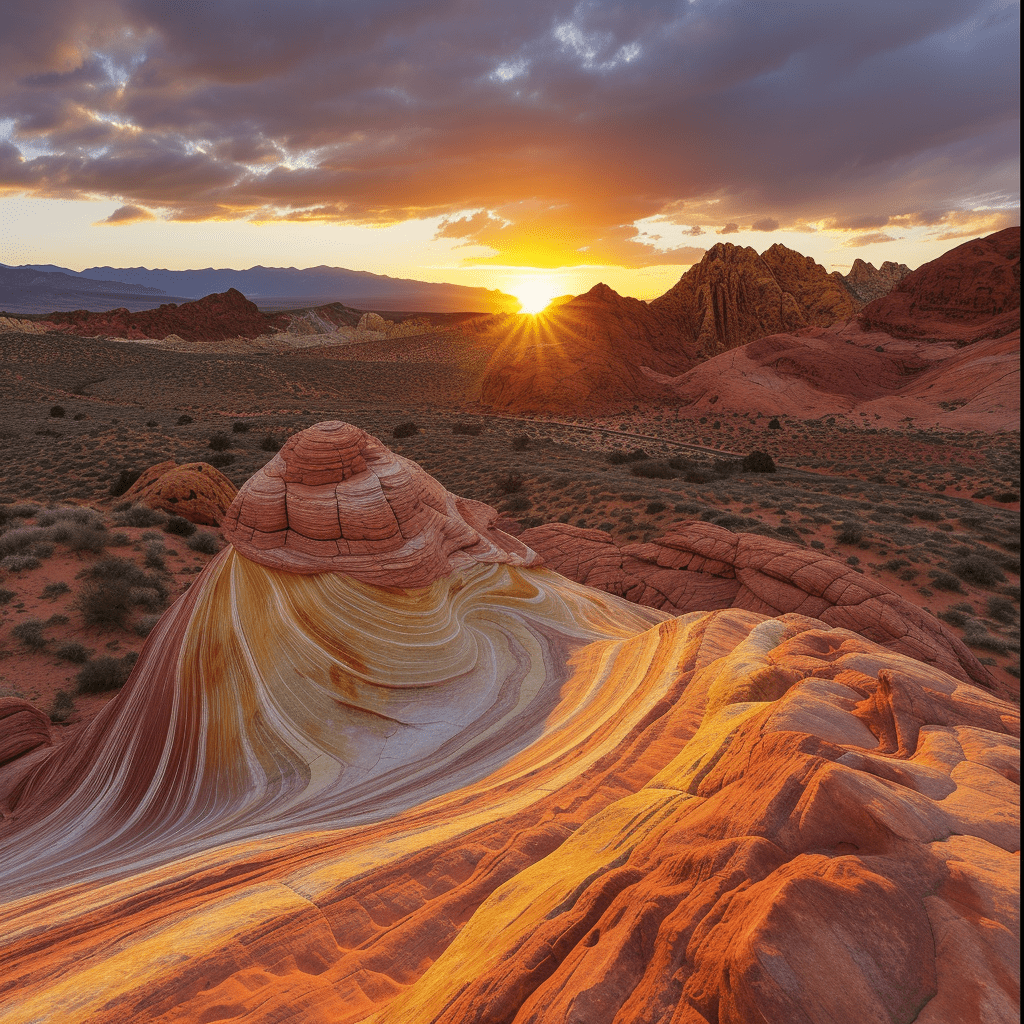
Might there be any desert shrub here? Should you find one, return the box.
[113,504,166,528]
[49,690,75,723]
[12,619,47,650]
[49,405,66,418]
[742,451,776,473]
[77,556,168,627]
[176,414,194,425]
[835,521,864,545]
[208,432,232,451]
[73,412,86,420]
[630,461,676,479]
[810,540,825,550]
[713,421,721,429]
[134,613,161,638]
[63,526,108,553]
[55,641,91,664]
[40,581,70,600]
[931,572,964,593]
[144,543,167,572]
[231,420,250,433]
[963,630,1010,655]
[452,422,482,436]
[986,596,1018,624]
[0,588,14,605]
[646,501,667,515]
[1,554,41,571]
[768,417,781,429]
[496,472,525,495]
[35,427,61,437]
[511,434,530,451]
[392,421,419,438]
[259,434,281,452]
[993,491,1019,503]
[711,459,738,478]
[846,555,860,566]
[0,526,45,555]
[37,506,101,528]
[207,453,235,468]
[164,515,197,538]
[109,469,141,497]
[950,554,1005,588]
[607,448,649,465]
[75,652,139,695]
[501,494,532,513]
[187,530,222,555]
[685,469,714,484]
[938,608,970,627]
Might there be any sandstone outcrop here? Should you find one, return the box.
[222,419,538,584]
[761,242,861,325]
[120,460,239,525]
[840,258,912,304]
[0,698,50,771]
[40,288,287,342]
[860,226,1020,344]
[521,520,994,689]
[0,424,1017,1024]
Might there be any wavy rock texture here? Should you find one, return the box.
[222,420,537,584]
[0,425,1018,1024]
[521,521,995,692]
[122,459,238,525]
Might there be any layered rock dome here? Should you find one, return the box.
[0,424,1017,1024]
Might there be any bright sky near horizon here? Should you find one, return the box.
[0,1,1018,302]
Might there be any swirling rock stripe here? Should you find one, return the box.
[0,595,1017,1023]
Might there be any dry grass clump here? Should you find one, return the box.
[75,652,139,694]
[76,555,168,629]
[12,619,47,650]
[49,689,75,723]
[187,530,221,555]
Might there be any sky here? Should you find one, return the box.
[0,0,1019,302]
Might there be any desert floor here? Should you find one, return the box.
[1,326,1018,734]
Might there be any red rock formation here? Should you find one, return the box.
[0,425,1017,1023]
[0,697,50,770]
[521,520,994,690]
[121,460,238,525]
[478,284,683,414]
[222,419,538,584]
[860,226,1021,344]
[40,288,287,342]
[840,258,912,304]
[761,242,861,325]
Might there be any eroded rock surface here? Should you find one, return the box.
[0,425,1017,1024]
[222,419,538,584]
[122,460,238,525]
[841,257,912,304]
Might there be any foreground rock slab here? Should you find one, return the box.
[0,423,1017,1024]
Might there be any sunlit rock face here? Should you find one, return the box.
[122,459,238,525]
[0,424,1018,1024]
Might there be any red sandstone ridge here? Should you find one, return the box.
[860,226,1020,344]
[40,288,287,342]
[521,520,995,692]
[477,283,684,414]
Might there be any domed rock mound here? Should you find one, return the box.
[0,424,1017,1024]
[222,419,538,585]
[122,460,238,525]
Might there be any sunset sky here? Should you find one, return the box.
[0,0,1018,301]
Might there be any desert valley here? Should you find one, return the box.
[0,226,1018,1022]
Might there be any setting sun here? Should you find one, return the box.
[511,277,561,314]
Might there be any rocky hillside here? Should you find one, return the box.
[840,258,912,303]
[860,226,1020,344]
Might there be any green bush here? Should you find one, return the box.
[12,619,47,650]
[164,515,197,537]
[187,530,221,555]
[76,653,139,694]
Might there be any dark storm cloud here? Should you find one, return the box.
[0,0,1018,266]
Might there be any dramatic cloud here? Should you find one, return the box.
[0,0,1018,267]
[96,203,155,224]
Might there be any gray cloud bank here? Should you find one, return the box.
[0,0,1018,266]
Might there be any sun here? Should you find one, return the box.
[511,277,560,315]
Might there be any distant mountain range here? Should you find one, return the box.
[0,263,520,314]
